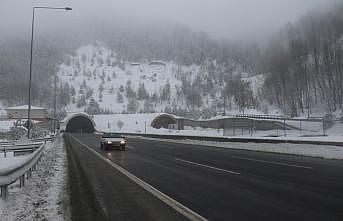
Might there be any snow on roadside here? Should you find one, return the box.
[0,120,14,132]
[0,134,69,221]
[134,136,343,160]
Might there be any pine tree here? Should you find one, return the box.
[125,80,136,98]
[137,83,148,100]
[117,92,124,103]
[143,98,154,113]
[119,85,125,93]
[99,84,104,93]
[127,97,138,113]
[86,98,100,115]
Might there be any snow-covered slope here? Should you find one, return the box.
[57,42,265,116]
[58,43,201,113]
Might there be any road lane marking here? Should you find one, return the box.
[232,156,313,170]
[70,135,208,221]
[175,158,241,175]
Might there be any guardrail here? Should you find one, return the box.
[0,142,46,199]
[1,143,41,158]
[0,136,54,158]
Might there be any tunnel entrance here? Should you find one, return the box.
[65,115,95,133]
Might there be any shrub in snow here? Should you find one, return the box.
[117,120,124,130]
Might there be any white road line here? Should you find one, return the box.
[232,156,313,170]
[175,158,241,175]
[71,135,208,221]
[127,145,134,150]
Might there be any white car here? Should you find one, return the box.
[100,133,127,151]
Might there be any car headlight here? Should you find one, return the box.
[120,140,126,144]
[107,141,112,144]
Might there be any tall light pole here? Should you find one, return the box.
[53,74,57,134]
[27,6,72,139]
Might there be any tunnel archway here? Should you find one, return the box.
[64,113,96,133]
[151,114,177,129]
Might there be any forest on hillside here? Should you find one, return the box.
[0,2,343,118]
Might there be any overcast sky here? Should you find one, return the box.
[0,0,338,41]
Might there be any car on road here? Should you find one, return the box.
[100,133,127,151]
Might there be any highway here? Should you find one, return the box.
[64,133,343,221]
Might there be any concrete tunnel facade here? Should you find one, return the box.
[62,113,96,133]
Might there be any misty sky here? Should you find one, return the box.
[0,0,338,41]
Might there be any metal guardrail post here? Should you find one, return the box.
[283,119,286,137]
[1,185,8,200]
[20,175,25,188]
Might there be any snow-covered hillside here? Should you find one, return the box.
[58,43,199,113]
[57,43,264,116]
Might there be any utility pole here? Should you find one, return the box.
[27,7,35,139]
[223,96,226,116]
[53,74,57,134]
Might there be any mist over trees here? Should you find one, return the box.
[0,1,343,118]
[262,3,343,116]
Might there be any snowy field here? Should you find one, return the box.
[0,135,68,221]
[0,120,14,132]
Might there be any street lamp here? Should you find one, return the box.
[27,6,72,139]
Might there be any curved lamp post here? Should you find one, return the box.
[27,6,72,139]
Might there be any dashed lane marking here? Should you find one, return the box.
[71,135,208,221]
[175,158,241,175]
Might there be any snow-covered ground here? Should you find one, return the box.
[0,135,68,221]
[0,120,14,132]
[94,113,161,133]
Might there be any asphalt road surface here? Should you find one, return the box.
[65,133,343,221]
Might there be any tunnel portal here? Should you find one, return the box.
[65,115,95,133]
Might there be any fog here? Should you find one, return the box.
[0,0,339,41]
